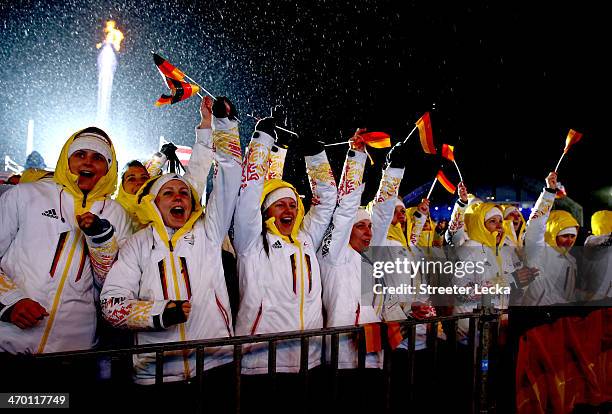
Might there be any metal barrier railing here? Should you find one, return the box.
[32,309,507,414]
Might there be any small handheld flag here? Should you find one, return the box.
[442,143,464,182]
[416,112,436,154]
[554,128,584,172]
[362,132,391,148]
[441,144,455,161]
[155,77,200,106]
[153,53,186,81]
[563,129,583,154]
[436,170,456,194]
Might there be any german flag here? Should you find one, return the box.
[436,170,456,194]
[386,322,403,350]
[153,53,186,81]
[363,323,382,353]
[362,131,391,149]
[441,143,455,161]
[563,129,583,153]
[155,77,200,106]
[416,112,436,154]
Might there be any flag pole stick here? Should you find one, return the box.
[554,152,566,172]
[453,159,464,182]
[245,113,298,136]
[183,74,216,100]
[426,178,438,199]
[324,141,350,147]
[402,125,418,144]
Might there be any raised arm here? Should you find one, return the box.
[524,172,558,267]
[370,141,407,247]
[408,200,430,247]
[183,97,215,200]
[202,97,243,245]
[319,132,367,262]
[445,181,469,246]
[300,143,338,249]
[232,118,275,254]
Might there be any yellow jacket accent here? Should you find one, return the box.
[387,222,408,248]
[135,175,203,249]
[115,183,143,228]
[261,178,305,241]
[20,168,53,183]
[545,210,579,253]
[53,128,118,217]
[591,210,612,236]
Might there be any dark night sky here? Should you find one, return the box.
[0,1,609,217]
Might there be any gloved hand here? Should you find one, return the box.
[212,96,238,121]
[297,138,325,157]
[160,142,178,159]
[385,141,409,168]
[255,116,277,139]
[77,212,112,237]
[162,300,191,328]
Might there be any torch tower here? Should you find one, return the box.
[95,21,123,129]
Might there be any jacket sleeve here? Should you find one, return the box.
[266,145,287,180]
[370,166,404,247]
[202,118,243,246]
[524,189,556,268]
[445,200,468,246]
[87,205,131,288]
[232,130,275,254]
[319,150,366,263]
[100,236,169,330]
[0,186,20,257]
[408,211,427,247]
[0,268,27,320]
[184,128,214,201]
[301,150,338,249]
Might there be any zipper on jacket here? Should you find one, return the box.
[82,193,87,208]
[295,242,305,330]
[168,249,189,379]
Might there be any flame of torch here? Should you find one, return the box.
[96,20,124,52]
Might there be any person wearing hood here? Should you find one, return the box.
[582,210,612,301]
[522,172,580,305]
[99,97,241,389]
[116,97,216,233]
[0,127,130,354]
[502,205,526,248]
[232,115,337,377]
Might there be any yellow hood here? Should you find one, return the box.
[53,127,118,217]
[405,206,434,248]
[21,168,53,183]
[591,210,612,236]
[465,203,504,248]
[115,182,142,226]
[501,204,525,246]
[545,210,579,253]
[260,178,305,242]
[135,174,203,249]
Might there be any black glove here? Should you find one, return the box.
[81,215,111,237]
[385,141,409,168]
[297,138,325,157]
[162,300,189,328]
[255,116,277,140]
[212,96,238,120]
[271,105,293,148]
[160,142,178,159]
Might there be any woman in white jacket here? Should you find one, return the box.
[100,97,242,386]
[233,116,337,375]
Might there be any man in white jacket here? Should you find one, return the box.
[0,127,130,354]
